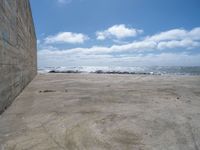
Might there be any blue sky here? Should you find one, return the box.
[30,0,200,67]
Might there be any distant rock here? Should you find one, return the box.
[49,70,82,73]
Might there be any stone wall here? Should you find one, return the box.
[0,0,37,114]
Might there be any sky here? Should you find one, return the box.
[30,0,200,68]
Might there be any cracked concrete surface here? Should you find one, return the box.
[0,74,200,150]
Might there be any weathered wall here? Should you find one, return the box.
[0,0,37,113]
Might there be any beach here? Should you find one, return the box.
[0,73,200,150]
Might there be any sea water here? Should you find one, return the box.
[38,66,200,75]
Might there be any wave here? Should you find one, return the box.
[38,66,200,75]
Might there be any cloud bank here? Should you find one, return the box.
[38,50,200,67]
[38,26,200,67]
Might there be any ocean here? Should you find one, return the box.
[38,66,200,75]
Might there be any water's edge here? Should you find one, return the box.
[38,66,200,76]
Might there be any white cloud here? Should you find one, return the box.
[189,27,200,40]
[44,32,89,44]
[44,40,157,55]
[144,27,200,50]
[157,39,200,50]
[96,24,143,40]
[146,27,200,42]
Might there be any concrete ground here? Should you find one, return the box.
[0,74,200,150]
